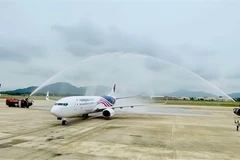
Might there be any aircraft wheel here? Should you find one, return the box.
[82,114,89,119]
[83,114,89,118]
[62,120,67,125]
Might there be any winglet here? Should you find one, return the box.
[46,91,49,101]
[113,84,116,93]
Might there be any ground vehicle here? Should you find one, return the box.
[6,98,33,108]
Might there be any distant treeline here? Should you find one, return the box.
[1,92,85,97]
[233,98,240,102]
[1,92,32,96]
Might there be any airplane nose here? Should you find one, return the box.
[51,106,61,117]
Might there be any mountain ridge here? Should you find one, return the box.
[166,89,216,97]
[2,82,240,98]
[2,82,111,96]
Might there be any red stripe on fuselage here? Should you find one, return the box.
[98,98,113,107]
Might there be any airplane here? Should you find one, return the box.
[48,84,144,125]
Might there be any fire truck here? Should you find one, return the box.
[6,98,33,108]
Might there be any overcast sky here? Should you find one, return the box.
[0,0,240,95]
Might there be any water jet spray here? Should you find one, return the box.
[28,52,235,103]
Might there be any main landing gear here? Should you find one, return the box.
[82,114,89,119]
[59,114,89,125]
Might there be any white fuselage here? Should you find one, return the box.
[50,96,112,118]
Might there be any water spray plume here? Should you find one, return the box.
[151,57,236,102]
[29,55,100,97]
[115,53,235,102]
[29,52,235,102]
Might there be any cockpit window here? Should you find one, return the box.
[54,103,68,106]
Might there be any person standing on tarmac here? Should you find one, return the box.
[235,120,240,131]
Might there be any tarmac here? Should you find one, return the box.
[0,99,239,160]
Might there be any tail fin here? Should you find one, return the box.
[108,83,116,97]
[108,83,138,100]
[46,91,49,100]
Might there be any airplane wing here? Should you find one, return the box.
[94,104,146,112]
[115,96,139,100]
[112,104,145,109]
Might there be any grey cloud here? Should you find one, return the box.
[52,21,222,71]
[64,70,94,82]
[225,71,240,79]
[16,67,56,78]
[175,44,220,56]
[66,43,96,56]
[0,43,44,62]
[51,21,105,46]
[145,57,170,72]
[51,21,178,62]
[192,68,221,81]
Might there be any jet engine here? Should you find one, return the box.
[233,107,240,116]
[102,108,115,118]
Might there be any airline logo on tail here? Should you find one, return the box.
[97,84,117,107]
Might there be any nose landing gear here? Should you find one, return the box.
[61,118,68,125]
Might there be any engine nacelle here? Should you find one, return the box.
[233,107,240,116]
[102,108,115,118]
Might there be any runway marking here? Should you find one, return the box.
[170,118,175,140]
